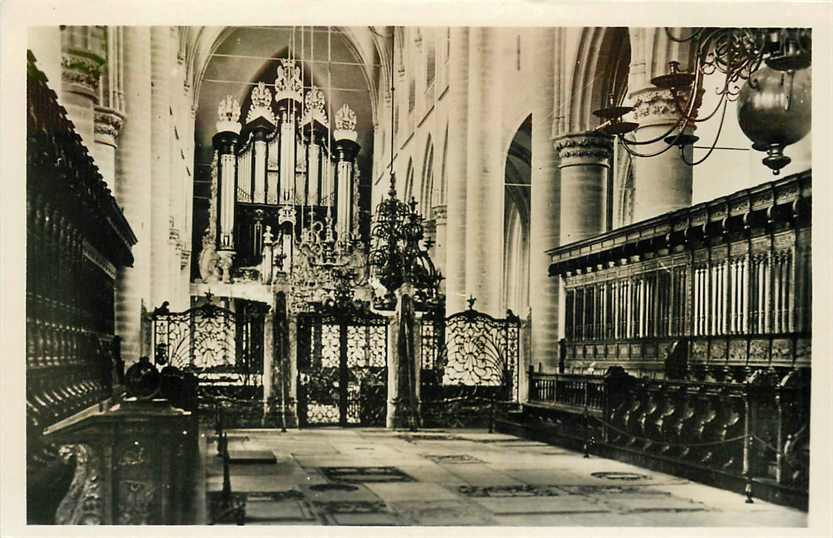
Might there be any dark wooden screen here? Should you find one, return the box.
[26,51,136,523]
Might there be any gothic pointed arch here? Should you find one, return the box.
[503,114,531,314]
[568,27,631,133]
[421,136,434,217]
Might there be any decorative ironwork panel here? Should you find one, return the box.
[297,311,388,427]
[420,304,522,427]
[432,306,520,398]
[151,299,267,403]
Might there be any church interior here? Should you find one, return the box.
[22,25,814,527]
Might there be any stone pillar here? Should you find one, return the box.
[528,28,560,371]
[60,26,106,151]
[93,107,124,191]
[28,27,62,91]
[443,27,469,314]
[431,204,447,291]
[629,88,696,221]
[386,309,400,429]
[287,315,299,428]
[114,27,152,365]
[555,132,613,244]
[464,27,504,316]
[262,309,274,419]
[386,285,419,430]
[151,26,173,309]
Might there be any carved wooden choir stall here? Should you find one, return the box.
[27,52,200,525]
[502,171,811,510]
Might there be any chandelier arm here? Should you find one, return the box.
[664,26,708,44]
[671,73,726,124]
[679,99,729,167]
[690,91,726,123]
[619,136,680,159]
[620,117,686,146]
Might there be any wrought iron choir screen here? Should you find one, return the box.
[151,296,270,421]
[420,300,522,427]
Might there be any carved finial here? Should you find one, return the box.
[274,58,303,104]
[216,95,241,134]
[246,82,276,125]
[302,86,328,128]
[334,103,358,142]
[467,295,476,310]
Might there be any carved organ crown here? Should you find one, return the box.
[205,58,363,284]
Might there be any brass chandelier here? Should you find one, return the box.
[595,28,812,174]
[367,28,443,311]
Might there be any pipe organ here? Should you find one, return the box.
[203,59,363,282]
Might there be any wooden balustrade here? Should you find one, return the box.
[521,367,809,509]
[528,371,606,414]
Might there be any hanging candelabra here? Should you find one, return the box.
[594,27,811,174]
[367,28,442,312]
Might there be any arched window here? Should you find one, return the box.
[426,31,436,88]
[421,141,434,216]
[404,159,415,202]
[503,115,531,314]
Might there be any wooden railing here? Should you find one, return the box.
[528,372,606,414]
[523,367,810,509]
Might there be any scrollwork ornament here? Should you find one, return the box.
[55,444,103,525]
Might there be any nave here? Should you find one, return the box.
[200,427,805,526]
[21,21,818,531]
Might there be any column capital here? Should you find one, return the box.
[61,50,104,98]
[628,86,703,129]
[94,106,125,147]
[554,132,613,167]
[431,204,448,224]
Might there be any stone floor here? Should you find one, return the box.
[203,428,807,527]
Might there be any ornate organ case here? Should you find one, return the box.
[200,59,363,284]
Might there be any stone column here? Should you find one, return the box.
[625,28,698,223]
[555,132,613,244]
[93,27,125,192]
[628,88,696,221]
[114,27,152,365]
[93,108,124,191]
[528,28,560,371]
[151,26,173,309]
[431,204,447,292]
[386,285,419,429]
[386,309,400,429]
[287,315,299,428]
[443,27,469,314]
[262,309,274,420]
[60,26,106,151]
[464,27,504,316]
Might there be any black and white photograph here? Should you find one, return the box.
[2,1,832,535]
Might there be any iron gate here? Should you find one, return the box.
[297,309,388,427]
[151,297,268,415]
[420,302,521,426]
